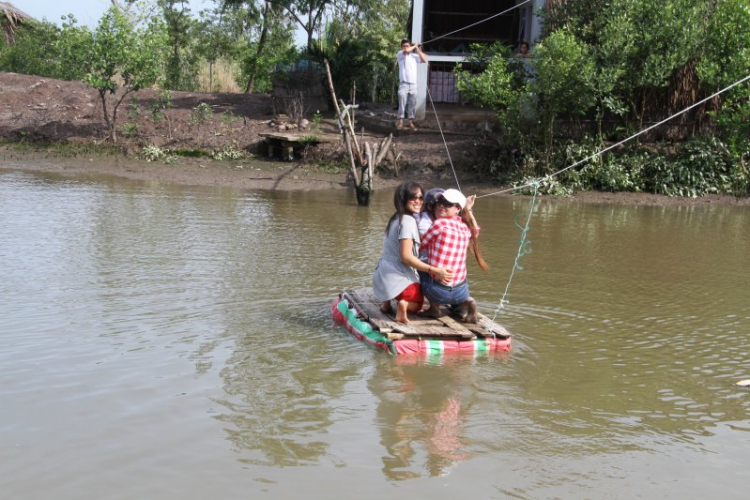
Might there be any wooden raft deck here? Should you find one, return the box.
[258,132,340,160]
[341,288,511,341]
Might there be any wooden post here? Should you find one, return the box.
[324,59,361,188]
[324,58,371,206]
[375,134,394,166]
[344,133,360,186]
[340,99,362,163]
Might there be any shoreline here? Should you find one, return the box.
[2,148,749,207]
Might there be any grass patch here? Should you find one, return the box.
[0,138,122,157]
[312,159,346,173]
[171,149,211,158]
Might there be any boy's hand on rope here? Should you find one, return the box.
[464,195,476,211]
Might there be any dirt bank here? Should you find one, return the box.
[0,71,484,166]
[4,149,749,207]
[2,71,748,206]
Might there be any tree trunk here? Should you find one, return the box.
[245,0,270,94]
[98,90,116,143]
[306,26,314,52]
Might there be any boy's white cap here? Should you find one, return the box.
[440,188,466,209]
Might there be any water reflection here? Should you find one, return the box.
[371,355,507,479]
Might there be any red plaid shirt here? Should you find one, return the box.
[421,216,476,286]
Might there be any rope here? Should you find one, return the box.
[426,85,461,191]
[491,180,539,323]
[422,0,532,47]
[478,72,750,199]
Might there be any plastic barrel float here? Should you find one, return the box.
[332,288,511,356]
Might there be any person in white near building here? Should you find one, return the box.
[396,38,427,131]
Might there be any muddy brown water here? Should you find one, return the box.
[1,168,749,499]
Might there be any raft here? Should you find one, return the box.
[332,288,511,356]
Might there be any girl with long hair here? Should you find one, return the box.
[372,181,453,324]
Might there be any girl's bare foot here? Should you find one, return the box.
[395,299,410,324]
[395,315,410,324]
[380,300,392,314]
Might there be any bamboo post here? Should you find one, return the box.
[324,59,341,117]
[344,133,360,186]
[324,58,370,205]
[375,134,393,166]
[367,146,374,191]
[324,59,360,188]
[339,99,362,162]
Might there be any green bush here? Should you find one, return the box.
[637,137,748,196]
[0,19,92,80]
[121,123,138,138]
[211,145,243,161]
[141,145,169,161]
[190,102,213,124]
[490,136,749,198]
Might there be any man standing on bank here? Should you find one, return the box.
[396,38,427,131]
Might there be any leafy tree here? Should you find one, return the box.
[698,0,750,87]
[542,0,706,133]
[339,0,410,103]
[541,0,610,39]
[221,0,295,93]
[220,0,297,93]
[532,29,595,164]
[0,20,63,77]
[160,0,200,90]
[236,0,272,93]
[308,21,369,101]
[697,0,750,152]
[455,43,525,114]
[0,15,93,81]
[56,15,95,81]
[238,26,297,94]
[276,0,335,51]
[194,7,241,93]
[85,7,167,143]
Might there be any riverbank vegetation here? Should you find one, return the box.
[456,0,750,196]
[1,0,748,197]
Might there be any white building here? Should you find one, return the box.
[408,0,547,119]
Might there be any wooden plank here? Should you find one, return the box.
[259,132,340,144]
[473,315,511,339]
[405,316,463,337]
[352,289,464,337]
[343,289,419,335]
[343,288,487,338]
[433,314,475,339]
[341,287,514,339]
